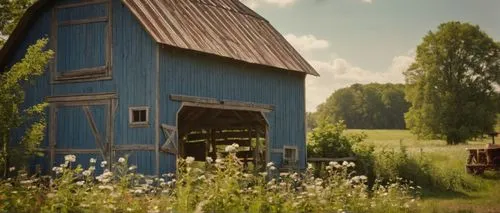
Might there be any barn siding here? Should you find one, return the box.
[6,0,307,173]
[158,48,307,168]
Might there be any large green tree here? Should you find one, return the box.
[313,83,409,130]
[405,21,500,144]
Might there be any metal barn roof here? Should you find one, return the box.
[0,0,319,76]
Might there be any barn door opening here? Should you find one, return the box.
[177,106,268,171]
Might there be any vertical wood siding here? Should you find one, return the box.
[158,48,307,168]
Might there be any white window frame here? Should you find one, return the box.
[129,106,150,127]
[283,145,299,168]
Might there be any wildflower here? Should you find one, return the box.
[101,161,107,168]
[118,157,126,163]
[269,166,276,171]
[89,166,96,171]
[89,158,97,163]
[82,170,91,176]
[159,178,165,182]
[231,143,239,149]
[307,163,313,169]
[267,162,274,167]
[206,157,213,163]
[52,167,63,174]
[348,162,356,168]
[146,179,154,185]
[215,159,223,164]
[185,156,195,164]
[197,175,206,180]
[342,161,348,166]
[134,189,144,194]
[359,175,368,181]
[224,145,236,153]
[259,172,268,177]
[9,167,15,172]
[76,181,85,186]
[64,154,76,162]
[129,165,137,171]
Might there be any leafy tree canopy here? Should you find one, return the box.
[310,83,410,130]
[404,21,500,144]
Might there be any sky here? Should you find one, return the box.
[239,0,500,112]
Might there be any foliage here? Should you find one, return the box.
[0,0,34,47]
[312,83,410,130]
[0,148,420,213]
[0,38,54,175]
[374,145,478,194]
[404,21,500,144]
[307,120,367,158]
[307,121,378,186]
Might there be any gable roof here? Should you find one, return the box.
[0,0,319,76]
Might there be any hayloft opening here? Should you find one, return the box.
[177,106,268,170]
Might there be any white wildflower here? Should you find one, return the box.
[185,156,195,164]
[82,170,91,176]
[215,159,223,164]
[349,162,356,168]
[231,143,239,149]
[9,167,15,172]
[134,189,144,194]
[267,162,274,167]
[205,157,213,163]
[128,165,137,171]
[101,161,107,168]
[89,166,96,171]
[118,157,126,163]
[307,163,313,169]
[64,154,76,162]
[146,179,154,185]
[342,161,348,166]
[89,158,97,163]
[224,145,236,153]
[269,166,276,171]
[76,181,85,186]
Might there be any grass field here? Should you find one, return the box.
[346,129,500,213]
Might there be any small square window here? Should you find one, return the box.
[283,146,298,168]
[129,107,149,127]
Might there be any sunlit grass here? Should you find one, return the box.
[346,129,500,213]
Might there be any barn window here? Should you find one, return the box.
[129,107,149,127]
[283,146,298,168]
[52,1,111,82]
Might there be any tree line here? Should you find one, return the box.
[308,83,410,130]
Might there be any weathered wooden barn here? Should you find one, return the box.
[0,0,318,175]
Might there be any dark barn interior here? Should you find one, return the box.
[176,106,268,169]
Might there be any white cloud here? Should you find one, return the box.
[284,34,330,55]
[361,0,373,3]
[283,33,415,111]
[240,0,297,9]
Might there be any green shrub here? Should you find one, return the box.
[0,145,420,213]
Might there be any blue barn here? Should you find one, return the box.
[0,0,318,175]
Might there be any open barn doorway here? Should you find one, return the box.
[177,105,268,170]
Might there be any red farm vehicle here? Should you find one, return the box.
[466,132,500,175]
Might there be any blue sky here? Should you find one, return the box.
[241,0,500,111]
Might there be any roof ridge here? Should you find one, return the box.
[187,0,268,23]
